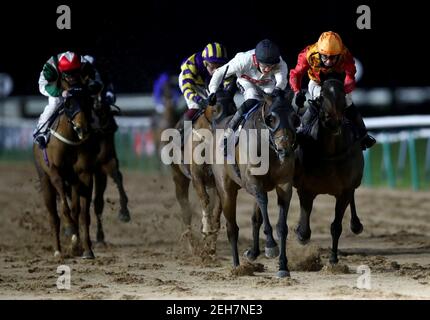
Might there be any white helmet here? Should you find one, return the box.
[83,55,95,64]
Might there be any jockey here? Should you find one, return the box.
[34,51,103,147]
[178,42,232,124]
[153,71,181,114]
[83,55,116,107]
[208,39,288,153]
[289,31,376,149]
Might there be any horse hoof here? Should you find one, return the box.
[350,222,364,235]
[329,256,339,265]
[82,251,95,259]
[95,241,107,248]
[265,246,279,259]
[276,270,290,278]
[54,250,61,258]
[244,249,258,262]
[295,227,311,245]
[118,211,131,223]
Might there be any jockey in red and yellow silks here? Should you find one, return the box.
[289,31,375,150]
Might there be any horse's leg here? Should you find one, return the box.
[244,203,262,261]
[208,190,223,255]
[172,167,194,249]
[103,157,130,222]
[191,175,217,255]
[49,165,77,237]
[220,184,240,267]
[349,190,364,234]
[70,183,82,256]
[255,191,278,259]
[330,191,352,264]
[78,171,95,259]
[94,169,108,244]
[41,174,61,257]
[275,182,293,278]
[295,190,315,245]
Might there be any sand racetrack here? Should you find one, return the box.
[0,163,429,300]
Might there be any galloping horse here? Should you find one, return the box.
[91,99,131,245]
[153,92,182,172]
[294,78,364,264]
[170,89,236,255]
[33,86,96,259]
[212,94,300,277]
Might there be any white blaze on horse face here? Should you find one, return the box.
[161,128,182,164]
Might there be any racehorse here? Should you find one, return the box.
[153,90,182,173]
[212,93,300,277]
[33,86,96,259]
[293,78,365,264]
[170,89,236,255]
[91,99,131,245]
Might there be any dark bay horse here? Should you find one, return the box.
[33,86,97,259]
[91,99,131,245]
[212,94,300,277]
[170,90,236,255]
[294,78,364,264]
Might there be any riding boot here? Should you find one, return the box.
[345,103,376,150]
[179,108,200,147]
[223,99,259,157]
[297,102,319,141]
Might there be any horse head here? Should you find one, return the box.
[318,77,346,136]
[263,94,300,162]
[63,85,93,141]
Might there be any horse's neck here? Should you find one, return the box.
[318,124,345,156]
[55,114,75,139]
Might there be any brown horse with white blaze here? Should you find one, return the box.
[33,86,97,259]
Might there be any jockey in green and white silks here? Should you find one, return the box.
[34,51,103,147]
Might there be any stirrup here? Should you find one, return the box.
[34,133,47,149]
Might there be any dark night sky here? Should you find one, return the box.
[0,0,425,95]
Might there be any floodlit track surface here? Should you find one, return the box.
[0,163,429,299]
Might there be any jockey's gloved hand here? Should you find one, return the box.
[207,93,217,106]
[295,91,307,109]
[271,87,284,98]
[104,91,116,105]
[196,97,208,109]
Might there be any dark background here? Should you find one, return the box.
[0,0,424,95]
